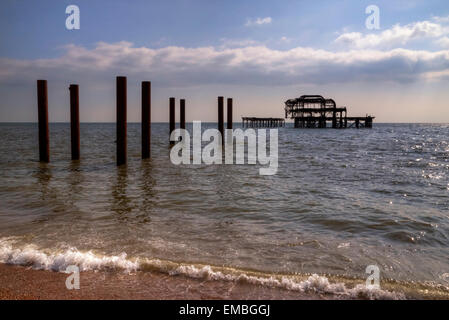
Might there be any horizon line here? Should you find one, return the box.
[1,121,448,125]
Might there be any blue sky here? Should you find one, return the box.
[1,0,449,122]
[2,0,448,57]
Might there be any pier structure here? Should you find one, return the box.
[35,79,233,163]
[284,95,374,129]
[34,80,375,166]
[242,117,285,128]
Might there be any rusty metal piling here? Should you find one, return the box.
[141,81,151,159]
[227,98,233,130]
[116,76,127,166]
[218,97,224,143]
[69,84,80,160]
[37,80,49,162]
[180,99,186,130]
[169,97,175,144]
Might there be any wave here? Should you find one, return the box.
[0,237,405,299]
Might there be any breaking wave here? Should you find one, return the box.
[0,237,406,299]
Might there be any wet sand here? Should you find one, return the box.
[0,263,326,300]
[2,263,449,300]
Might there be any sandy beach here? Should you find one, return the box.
[3,262,449,300]
[0,263,328,300]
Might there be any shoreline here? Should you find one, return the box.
[0,263,327,300]
[1,263,448,300]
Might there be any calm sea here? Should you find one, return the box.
[0,122,448,298]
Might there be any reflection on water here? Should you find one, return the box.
[35,164,52,201]
[139,159,157,220]
[111,166,131,220]
[0,122,448,288]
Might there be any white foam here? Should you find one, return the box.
[0,238,139,272]
[0,238,404,299]
[170,264,405,299]
[337,242,350,249]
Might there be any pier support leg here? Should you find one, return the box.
[366,117,372,128]
[141,81,151,159]
[339,111,343,129]
[180,99,186,130]
[69,84,80,160]
[218,97,224,143]
[227,98,233,130]
[332,110,337,128]
[169,97,175,145]
[116,76,127,166]
[37,80,49,163]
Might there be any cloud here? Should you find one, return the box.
[435,36,449,48]
[422,69,449,81]
[219,38,260,48]
[245,17,272,27]
[432,15,449,24]
[1,41,449,88]
[335,18,449,49]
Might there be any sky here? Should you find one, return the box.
[0,0,449,123]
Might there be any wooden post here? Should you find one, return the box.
[180,99,186,130]
[116,76,127,166]
[142,81,151,159]
[218,97,224,142]
[227,98,233,129]
[69,84,80,160]
[37,80,49,162]
[169,97,175,144]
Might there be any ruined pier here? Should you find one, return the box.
[285,95,374,128]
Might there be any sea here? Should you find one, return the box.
[0,122,448,299]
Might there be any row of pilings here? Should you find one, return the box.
[36,77,233,165]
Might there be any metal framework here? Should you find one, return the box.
[284,95,373,128]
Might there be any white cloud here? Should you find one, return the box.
[335,19,449,49]
[245,17,272,27]
[432,15,449,24]
[219,38,260,48]
[1,41,448,88]
[435,36,449,48]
